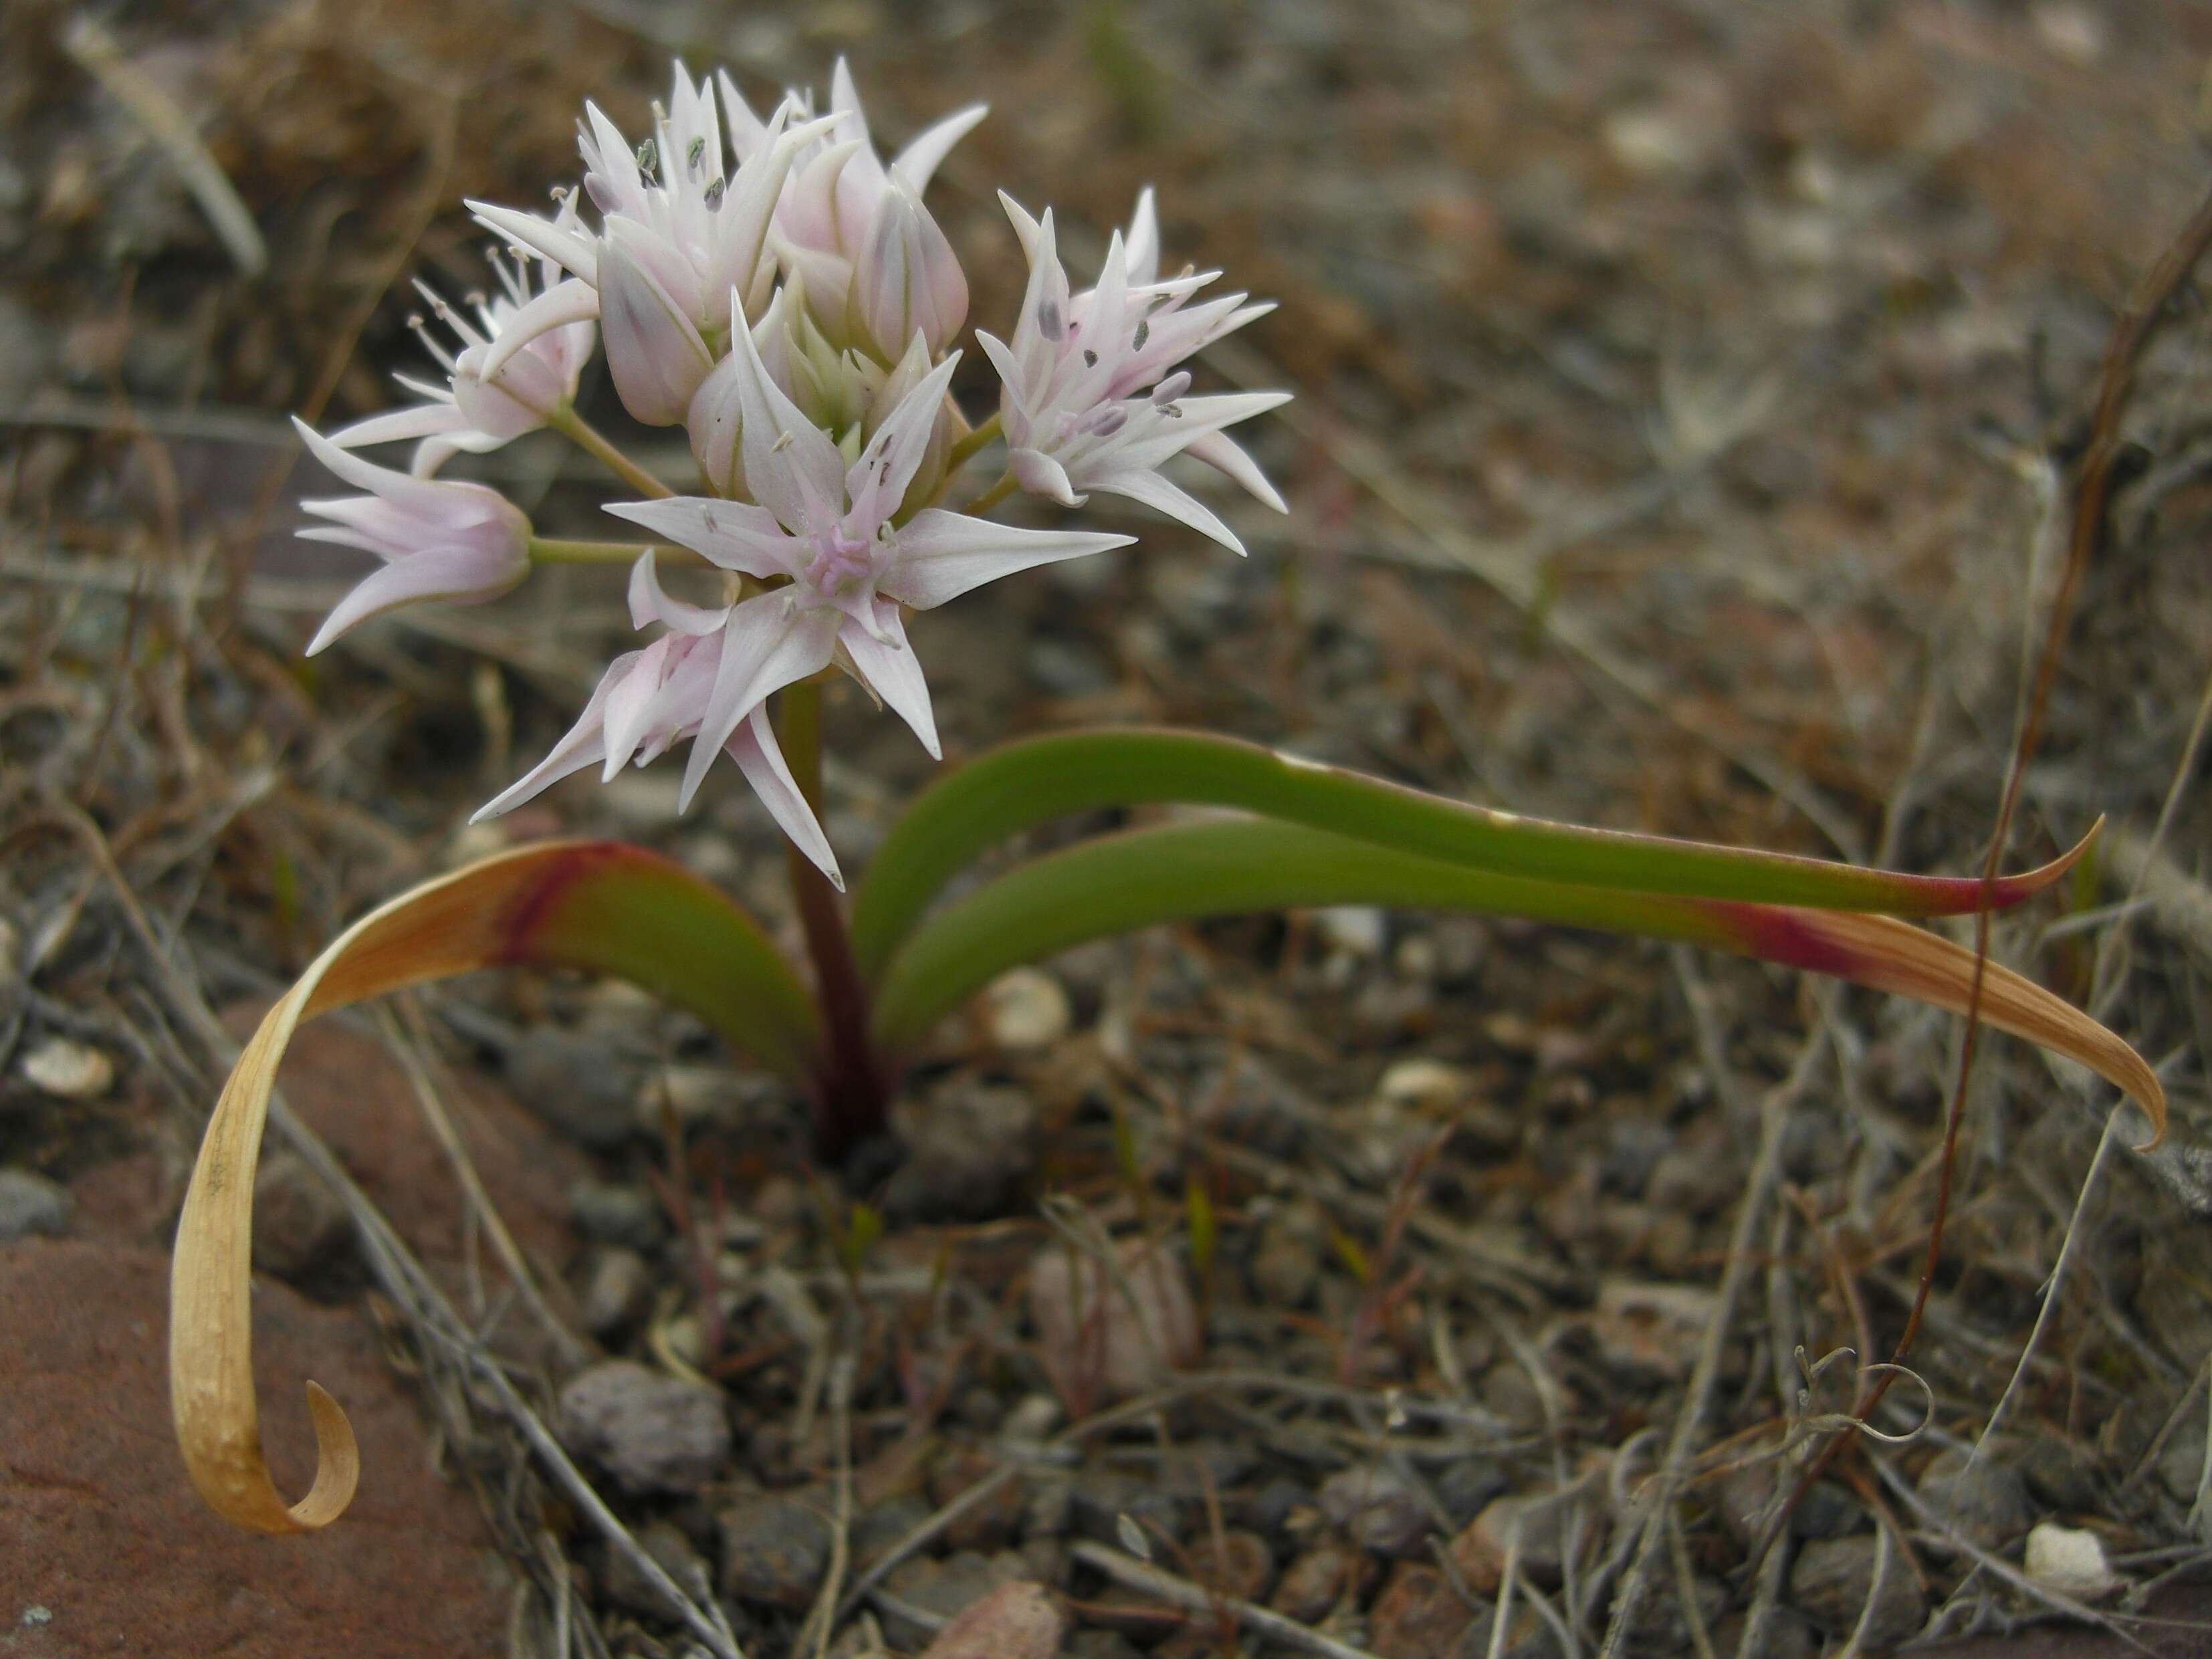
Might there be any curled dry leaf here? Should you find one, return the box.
[171,841,812,1532]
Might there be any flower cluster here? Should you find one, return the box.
[298,62,1287,885]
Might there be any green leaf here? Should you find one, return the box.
[867,817,2162,1133]
[848,728,2092,980]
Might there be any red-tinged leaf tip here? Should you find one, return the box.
[1922,816,2104,917]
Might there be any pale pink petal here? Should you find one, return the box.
[883,512,1132,609]
[605,497,803,582]
[472,651,639,820]
[1185,428,1287,513]
[306,544,523,655]
[836,603,938,758]
[681,592,839,808]
[328,403,467,450]
[726,707,842,889]
[477,275,600,382]
[845,350,961,524]
[891,104,986,195]
[626,548,729,635]
[1085,465,1246,555]
[465,199,598,285]
[729,310,847,531]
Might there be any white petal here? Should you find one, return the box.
[305,542,523,654]
[1123,186,1160,287]
[729,306,847,531]
[725,707,843,890]
[326,402,469,449]
[606,496,804,582]
[883,511,1132,609]
[845,350,961,524]
[837,605,938,758]
[1184,427,1287,513]
[892,103,988,195]
[477,275,600,383]
[1008,445,1080,506]
[293,417,470,519]
[680,592,838,809]
[472,651,636,820]
[627,548,729,635]
[1085,465,1246,555]
[465,199,598,285]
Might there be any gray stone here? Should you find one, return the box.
[569,1177,665,1248]
[720,1490,833,1609]
[1789,1534,1925,1648]
[1247,1206,1323,1307]
[1437,1456,1510,1525]
[1318,1464,1434,1557]
[507,1028,643,1149]
[877,1550,1014,1652]
[0,1169,72,1242]
[598,1518,713,1619]
[577,1246,653,1338]
[1914,1446,2034,1548]
[883,1083,1037,1222]
[558,1361,730,1496]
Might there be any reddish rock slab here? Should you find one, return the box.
[0,1239,510,1658]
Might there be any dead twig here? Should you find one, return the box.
[1071,1539,1388,1659]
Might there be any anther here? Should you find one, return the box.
[687,135,706,174]
[704,177,726,211]
[635,137,659,173]
[1036,300,1065,342]
[1083,349,1098,368]
[1151,371,1191,406]
[1132,318,1149,352]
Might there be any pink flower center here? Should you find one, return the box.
[802,526,874,596]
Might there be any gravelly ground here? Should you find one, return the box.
[4,1,2211,1656]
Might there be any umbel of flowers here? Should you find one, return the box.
[308,60,1289,889]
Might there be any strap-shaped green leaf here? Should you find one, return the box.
[848,728,2090,981]
[867,816,2161,1132]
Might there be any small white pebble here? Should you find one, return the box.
[2024,1521,2122,1601]
[1316,905,1386,958]
[983,967,1071,1050]
[21,1038,113,1100]
[1376,1057,1470,1112]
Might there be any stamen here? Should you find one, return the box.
[687,135,706,175]
[1132,318,1149,352]
[772,429,795,453]
[1083,349,1098,368]
[635,136,659,173]
[1037,300,1065,342]
[1151,371,1192,406]
[704,177,726,211]
[1087,405,1127,438]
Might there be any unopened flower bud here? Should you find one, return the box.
[598,233,714,425]
[291,420,530,654]
[855,173,968,361]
